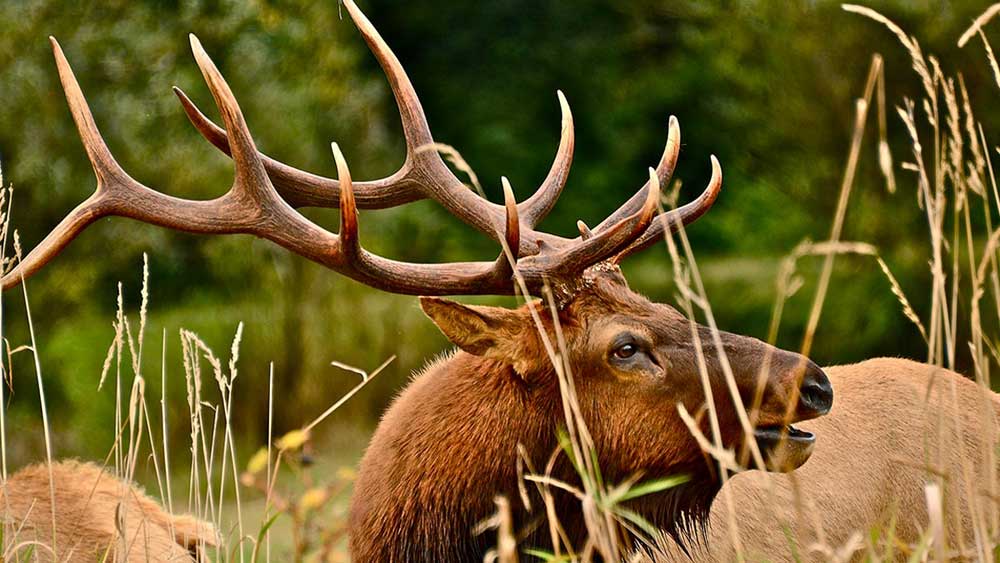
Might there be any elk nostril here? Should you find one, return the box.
[798,363,833,416]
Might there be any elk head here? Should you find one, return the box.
[416,265,831,545]
[6,0,832,557]
[420,266,832,475]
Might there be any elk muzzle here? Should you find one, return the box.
[795,360,834,418]
[751,354,832,472]
[705,329,833,473]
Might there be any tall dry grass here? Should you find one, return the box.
[482,3,1000,562]
[0,175,391,560]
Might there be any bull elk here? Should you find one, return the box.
[1,460,218,562]
[22,0,979,560]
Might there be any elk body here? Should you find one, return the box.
[0,460,217,562]
[654,358,1000,562]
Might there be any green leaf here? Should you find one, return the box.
[781,523,802,563]
[613,474,691,504]
[555,427,579,473]
[522,547,575,562]
[251,512,282,563]
[588,447,605,490]
[614,505,662,539]
[905,532,931,563]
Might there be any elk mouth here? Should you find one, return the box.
[751,425,815,473]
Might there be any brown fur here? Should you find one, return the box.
[0,460,218,562]
[654,358,1000,561]
[349,267,832,561]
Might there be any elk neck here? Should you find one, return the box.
[349,347,718,560]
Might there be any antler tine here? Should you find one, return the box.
[172,0,461,215]
[616,156,722,259]
[0,39,127,289]
[176,0,526,248]
[48,38,129,190]
[173,87,424,209]
[1,38,269,290]
[173,88,230,154]
[501,177,521,260]
[188,35,275,205]
[594,116,681,232]
[175,77,574,247]
[340,0,528,246]
[519,91,575,227]
[543,167,661,271]
[484,176,523,284]
[341,0,431,148]
[332,143,360,261]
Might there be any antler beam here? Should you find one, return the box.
[2,0,722,300]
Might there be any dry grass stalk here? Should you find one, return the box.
[799,55,882,361]
[959,4,1000,48]
[417,142,485,197]
[20,278,58,559]
[839,3,1000,558]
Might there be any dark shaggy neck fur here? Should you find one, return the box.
[632,475,719,553]
[349,352,722,562]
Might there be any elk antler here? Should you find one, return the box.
[1,0,721,299]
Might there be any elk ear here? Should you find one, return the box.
[419,297,526,357]
[420,296,553,378]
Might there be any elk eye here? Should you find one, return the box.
[613,343,639,359]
